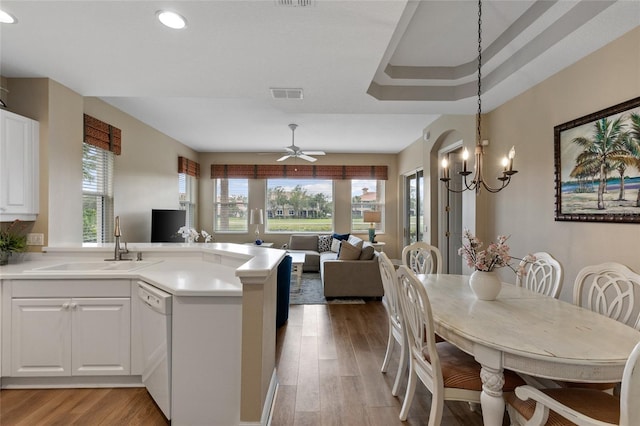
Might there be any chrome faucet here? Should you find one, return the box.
[107,216,130,261]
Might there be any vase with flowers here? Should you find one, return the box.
[459,229,535,300]
[0,220,28,265]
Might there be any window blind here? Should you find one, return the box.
[211,164,387,180]
[83,114,121,155]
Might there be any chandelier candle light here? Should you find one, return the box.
[250,208,264,245]
[440,0,518,194]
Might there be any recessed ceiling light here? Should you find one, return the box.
[157,10,186,30]
[0,9,17,24]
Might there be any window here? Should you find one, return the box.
[214,178,248,232]
[82,142,114,243]
[352,179,385,233]
[266,179,333,232]
[179,173,196,229]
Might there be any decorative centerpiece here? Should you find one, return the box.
[459,229,535,300]
[177,227,213,243]
[0,220,28,265]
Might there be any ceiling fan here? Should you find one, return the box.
[276,123,325,163]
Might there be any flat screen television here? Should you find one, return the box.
[151,209,186,243]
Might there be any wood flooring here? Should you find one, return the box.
[0,300,502,425]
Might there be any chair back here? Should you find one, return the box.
[378,252,402,327]
[574,262,640,331]
[401,242,443,274]
[395,266,442,386]
[621,341,640,425]
[516,251,563,298]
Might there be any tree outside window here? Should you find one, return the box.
[266,179,333,232]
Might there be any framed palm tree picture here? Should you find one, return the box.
[555,96,640,222]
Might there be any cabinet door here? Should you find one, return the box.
[72,298,131,376]
[0,110,39,220]
[11,298,71,376]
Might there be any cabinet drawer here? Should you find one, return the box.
[11,280,131,298]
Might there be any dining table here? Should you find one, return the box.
[416,273,640,426]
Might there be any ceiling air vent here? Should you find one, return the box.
[276,0,315,7]
[270,88,304,100]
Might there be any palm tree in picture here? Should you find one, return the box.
[629,112,640,206]
[611,130,640,201]
[571,116,629,210]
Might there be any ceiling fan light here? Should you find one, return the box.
[157,10,187,29]
[0,9,16,24]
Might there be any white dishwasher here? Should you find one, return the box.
[138,281,172,420]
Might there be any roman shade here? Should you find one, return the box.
[83,114,121,155]
[178,156,201,178]
[210,164,387,180]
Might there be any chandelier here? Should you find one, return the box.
[440,0,517,194]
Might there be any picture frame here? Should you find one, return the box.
[554,96,640,223]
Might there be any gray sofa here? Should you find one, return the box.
[287,234,384,298]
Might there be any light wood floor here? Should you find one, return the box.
[0,301,503,425]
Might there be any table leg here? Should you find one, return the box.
[480,366,505,426]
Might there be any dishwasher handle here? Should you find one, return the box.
[138,281,172,315]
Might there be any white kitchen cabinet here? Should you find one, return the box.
[10,297,130,377]
[0,109,39,221]
[3,279,132,378]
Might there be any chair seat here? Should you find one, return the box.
[505,388,620,425]
[424,342,526,391]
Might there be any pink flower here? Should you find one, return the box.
[459,229,534,274]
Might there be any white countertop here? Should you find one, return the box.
[0,243,287,297]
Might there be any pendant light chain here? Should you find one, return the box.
[439,0,518,194]
[477,0,482,147]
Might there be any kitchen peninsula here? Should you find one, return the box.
[0,242,286,425]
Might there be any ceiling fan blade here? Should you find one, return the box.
[298,154,317,162]
[277,155,292,162]
[301,151,325,156]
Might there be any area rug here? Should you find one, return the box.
[289,273,365,305]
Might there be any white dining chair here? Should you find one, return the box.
[516,252,563,298]
[394,265,524,423]
[506,340,640,426]
[401,242,443,274]
[378,251,406,397]
[573,262,640,331]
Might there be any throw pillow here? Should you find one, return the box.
[338,240,362,260]
[347,235,363,247]
[331,238,342,253]
[332,232,350,241]
[359,245,375,260]
[318,234,332,253]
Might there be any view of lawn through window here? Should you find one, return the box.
[214,178,248,232]
[266,179,333,232]
[352,179,385,233]
[82,143,114,243]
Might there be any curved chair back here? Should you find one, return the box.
[574,262,640,331]
[379,252,401,326]
[378,252,407,396]
[516,252,563,298]
[401,242,443,274]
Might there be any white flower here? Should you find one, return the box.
[201,230,212,243]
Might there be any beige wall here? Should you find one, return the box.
[411,26,640,301]
[83,97,198,243]
[198,152,401,257]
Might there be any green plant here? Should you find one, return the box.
[0,220,28,254]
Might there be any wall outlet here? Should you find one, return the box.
[26,233,44,246]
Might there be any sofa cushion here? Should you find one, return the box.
[338,240,363,260]
[332,233,350,241]
[331,238,342,253]
[289,234,318,251]
[359,245,375,260]
[318,234,332,253]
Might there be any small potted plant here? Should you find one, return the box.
[0,219,28,265]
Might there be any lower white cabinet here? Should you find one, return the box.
[10,297,130,377]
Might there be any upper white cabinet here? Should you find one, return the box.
[0,110,39,221]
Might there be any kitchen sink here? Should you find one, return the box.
[27,260,161,273]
